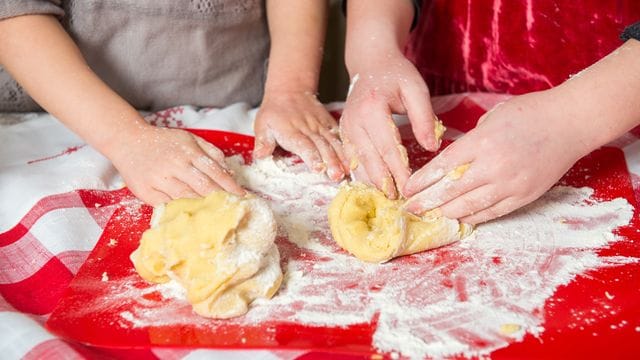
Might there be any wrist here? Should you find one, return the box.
[344,0,414,76]
[346,31,406,76]
[553,80,627,152]
[552,40,640,150]
[92,112,152,160]
[538,86,609,157]
[263,72,319,98]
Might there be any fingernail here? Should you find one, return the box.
[435,138,442,151]
[327,167,344,181]
[402,182,413,197]
[404,201,421,215]
[459,223,474,236]
[422,208,442,219]
[253,141,264,153]
[398,144,409,167]
[382,177,397,199]
[349,157,359,170]
[313,162,327,173]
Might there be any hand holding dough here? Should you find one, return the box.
[328,183,472,263]
[131,191,283,319]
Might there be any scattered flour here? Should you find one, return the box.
[112,156,633,359]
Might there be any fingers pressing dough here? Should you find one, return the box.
[328,183,472,263]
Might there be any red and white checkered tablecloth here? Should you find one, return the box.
[2,94,639,359]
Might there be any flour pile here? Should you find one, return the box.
[117,155,634,359]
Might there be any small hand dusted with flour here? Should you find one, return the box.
[340,0,439,199]
[109,126,244,205]
[254,91,348,181]
[253,2,348,181]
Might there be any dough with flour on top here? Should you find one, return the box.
[131,191,283,319]
[328,183,472,263]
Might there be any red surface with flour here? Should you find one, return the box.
[45,103,640,358]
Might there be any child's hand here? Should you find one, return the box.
[253,91,348,181]
[340,52,439,199]
[108,126,244,205]
[403,90,591,224]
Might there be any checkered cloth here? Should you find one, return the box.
[1,94,639,359]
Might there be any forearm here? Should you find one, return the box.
[344,0,414,75]
[554,39,640,151]
[264,0,328,94]
[0,15,147,156]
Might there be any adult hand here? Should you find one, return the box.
[253,91,348,181]
[109,125,244,205]
[403,90,591,224]
[340,51,440,199]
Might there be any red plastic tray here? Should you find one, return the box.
[46,121,640,358]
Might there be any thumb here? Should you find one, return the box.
[400,81,440,152]
[253,131,277,159]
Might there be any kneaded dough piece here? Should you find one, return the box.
[131,191,283,319]
[328,183,472,263]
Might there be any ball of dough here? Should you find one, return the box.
[131,191,283,319]
[328,183,472,263]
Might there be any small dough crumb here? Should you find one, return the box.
[434,117,446,144]
[397,144,409,167]
[499,323,522,335]
[350,157,359,170]
[328,183,472,263]
[447,164,471,180]
[131,191,283,319]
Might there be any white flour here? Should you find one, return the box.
[115,156,634,359]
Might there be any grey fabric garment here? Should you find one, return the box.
[0,0,269,112]
[621,21,640,42]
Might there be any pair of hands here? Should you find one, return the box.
[340,52,588,225]
[115,52,585,226]
[110,91,347,206]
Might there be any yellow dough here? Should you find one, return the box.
[131,191,283,319]
[434,117,446,142]
[328,183,472,263]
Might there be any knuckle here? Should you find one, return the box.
[308,132,325,144]
[482,208,500,221]
[304,116,321,132]
[459,196,477,213]
[209,147,225,159]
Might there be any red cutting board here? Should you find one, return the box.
[46,113,640,358]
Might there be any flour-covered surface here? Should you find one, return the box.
[3,94,640,360]
[48,146,638,359]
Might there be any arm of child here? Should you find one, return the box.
[253,0,348,181]
[0,15,243,205]
[404,39,640,224]
[340,0,438,199]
